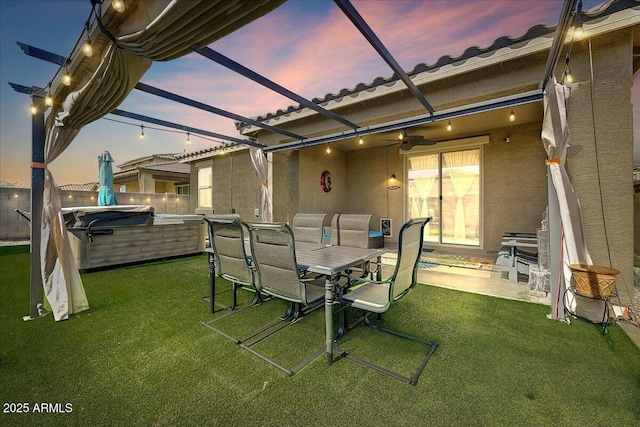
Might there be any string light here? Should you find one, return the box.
[573,1,584,41]
[509,108,515,122]
[44,91,53,107]
[186,132,191,144]
[326,143,331,154]
[62,65,71,86]
[82,37,93,58]
[398,130,405,140]
[446,119,452,132]
[565,68,573,84]
[82,22,93,57]
[359,136,364,145]
[139,125,145,140]
[112,0,125,13]
[29,97,37,115]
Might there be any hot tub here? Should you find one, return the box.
[64,206,205,271]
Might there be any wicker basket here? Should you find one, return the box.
[569,264,619,298]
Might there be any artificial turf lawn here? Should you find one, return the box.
[1,252,639,426]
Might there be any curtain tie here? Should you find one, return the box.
[30,162,48,169]
[545,158,562,165]
[261,181,268,187]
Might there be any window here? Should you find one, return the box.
[119,184,127,192]
[176,185,190,195]
[197,167,212,208]
[407,142,483,247]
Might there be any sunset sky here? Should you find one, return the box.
[1,0,636,187]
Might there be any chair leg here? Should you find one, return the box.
[334,306,365,341]
[334,310,438,386]
[231,282,239,310]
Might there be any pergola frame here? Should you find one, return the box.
[9,0,578,320]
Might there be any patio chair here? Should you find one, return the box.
[206,217,261,309]
[334,217,438,386]
[330,213,379,279]
[291,213,326,243]
[243,222,326,375]
[330,213,371,248]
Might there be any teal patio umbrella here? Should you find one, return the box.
[97,151,118,206]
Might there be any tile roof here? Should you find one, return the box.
[116,153,180,169]
[237,0,635,130]
[58,182,99,191]
[176,143,245,162]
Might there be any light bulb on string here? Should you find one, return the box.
[139,125,145,140]
[61,66,71,86]
[509,108,515,122]
[565,68,573,84]
[112,0,125,12]
[82,21,93,57]
[398,130,404,141]
[447,119,452,132]
[82,37,93,57]
[359,136,364,145]
[44,91,53,107]
[186,132,191,144]
[326,144,331,154]
[29,97,37,115]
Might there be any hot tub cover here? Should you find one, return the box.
[62,205,154,228]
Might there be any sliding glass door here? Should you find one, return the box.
[407,147,481,246]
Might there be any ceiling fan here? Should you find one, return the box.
[384,130,437,150]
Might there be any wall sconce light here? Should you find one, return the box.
[389,174,396,183]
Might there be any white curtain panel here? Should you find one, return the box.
[250,147,272,222]
[542,76,602,322]
[409,155,438,217]
[41,47,150,321]
[443,150,479,241]
[40,0,285,320]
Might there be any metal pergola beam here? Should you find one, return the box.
[134,82,304,141]
[541,0,578,89]
[9,82,260,147]
[191,44,360,130]
[16,42,298,143]
[110,109,264,148]
[264,90,543,153]
[334,0,435,115]
[18,41,67,66]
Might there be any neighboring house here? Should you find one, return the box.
[180,1,638,306]
[58,182,99,192]
[178,145,257,217]
[114,153,190,194]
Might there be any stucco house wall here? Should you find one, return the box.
[188,150,261,220]
[561,28,635,304]
[246,26,636,304]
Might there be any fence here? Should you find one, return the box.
[0,187,192,240]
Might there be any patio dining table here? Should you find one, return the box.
[207,238,385,365]
[293,244,385,365]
